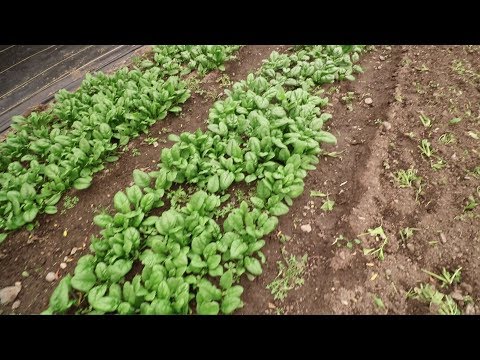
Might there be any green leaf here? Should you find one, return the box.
[317,131,337,144]
[221,295,243,314]
[108,259,133,283]
[44,164,60,179]
[250,196,264,209]
[0,233,7,244]
[220,270,233,290]
[23,207,39,223]
[189,190,208,211]
[94,214,113,228]
[140,193,155,212]
[114,191,131,213]
[260,216,278,235]
[126,185,143,207]
[207,254,222,270]
[230,239,248,259]
[71,270,97,292]
[20,183,36,199]
[219,171,235,190]
[207,174,220,193]
[47,275,73,314]
[133,169,151,188]
[73,177,92,190]
[44,206,58,215]
[244,256,262,276]
[91,296,119,313]
[197,301,220,315]
[269,202,289,216]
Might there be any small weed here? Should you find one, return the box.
[411,283,461,315]
[415,64,430,72]
[332,234,361,250]
[131,148,141,157]
[321,195,335,212]
[166,188,188,208]
[419,113,433,128]
[266,247,308,301]
[449,117,462,125]
[431,157,447,171]
[145,137,158,145]
[62,195,79,214]
[278,232,292,244]
[394,168,420,188]
[439,132,455,145]
[419,139,434,158]
[463,195,478,212]
[399,227,419,243]
[216,73,232,88]
[360,226,388,261]
[373,295,386,310]
[214,202,234,219]
[310,190,327,197]
[341,92,356,111]
[422,267,462,288]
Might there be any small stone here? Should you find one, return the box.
[0,283,22,305]
[11,300,20,310]
[440,233,447,244]
[461,283,473,294]
[451,153,458,161]
[465,304,475,315]
[45,272,58,282]
[379,55,386,61]
[268,302,276,309]
[382,121,392,131]
[60,263,67,269]
[406,243,415,252]
[450,291,463,301]
[364,97,373,105]
[70,247,78,255]
[301,224,312,233]
[385,269,392,277]
[341,299,349,306]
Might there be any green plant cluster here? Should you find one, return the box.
[0,46,241,243]
[44,45,364,314]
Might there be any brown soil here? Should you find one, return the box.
[2,45,479,315]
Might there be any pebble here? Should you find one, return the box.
[364,97,373,105]
[341,299,349,306]
[385,269,392,277]
[0,282,22,305]
[451,153,458,161]
[60,263,67,269]
[382,121,392,131]
[45,272,58,282]
[379,55,386,61]
[301,224,312,233]
[11,300,21,310]
[465,304,475,315]
[440,233,447,244]
[268,302,276,309]
[450,291,463,301]
[70,247,78,255]
[406,243,415,252]
[461,283,473,294]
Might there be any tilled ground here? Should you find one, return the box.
[1,45,479,315]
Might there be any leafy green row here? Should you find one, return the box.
[44,45,364,314]
[151,45,241,76]
[0,46,241,243]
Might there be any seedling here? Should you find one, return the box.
[394,168,420,188]
[411,283,461,315]
[216,73,232,88]
[321,196,335,212]
[144,137,158,145]
[131,148,141,157]
[419,139,434,158]
[463,195,478,212]
[439,133,455,145]
[360,226,388,261]
[399,227,419,242]
[341,92,356,111]
[422,267,462,288]
[431,157,447,171]
[62,195,79,214]
[449,117,462,125]
[373,295,386,310]
[267,248,308,301]
[310,190,327,197]
[419,113,433,128]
